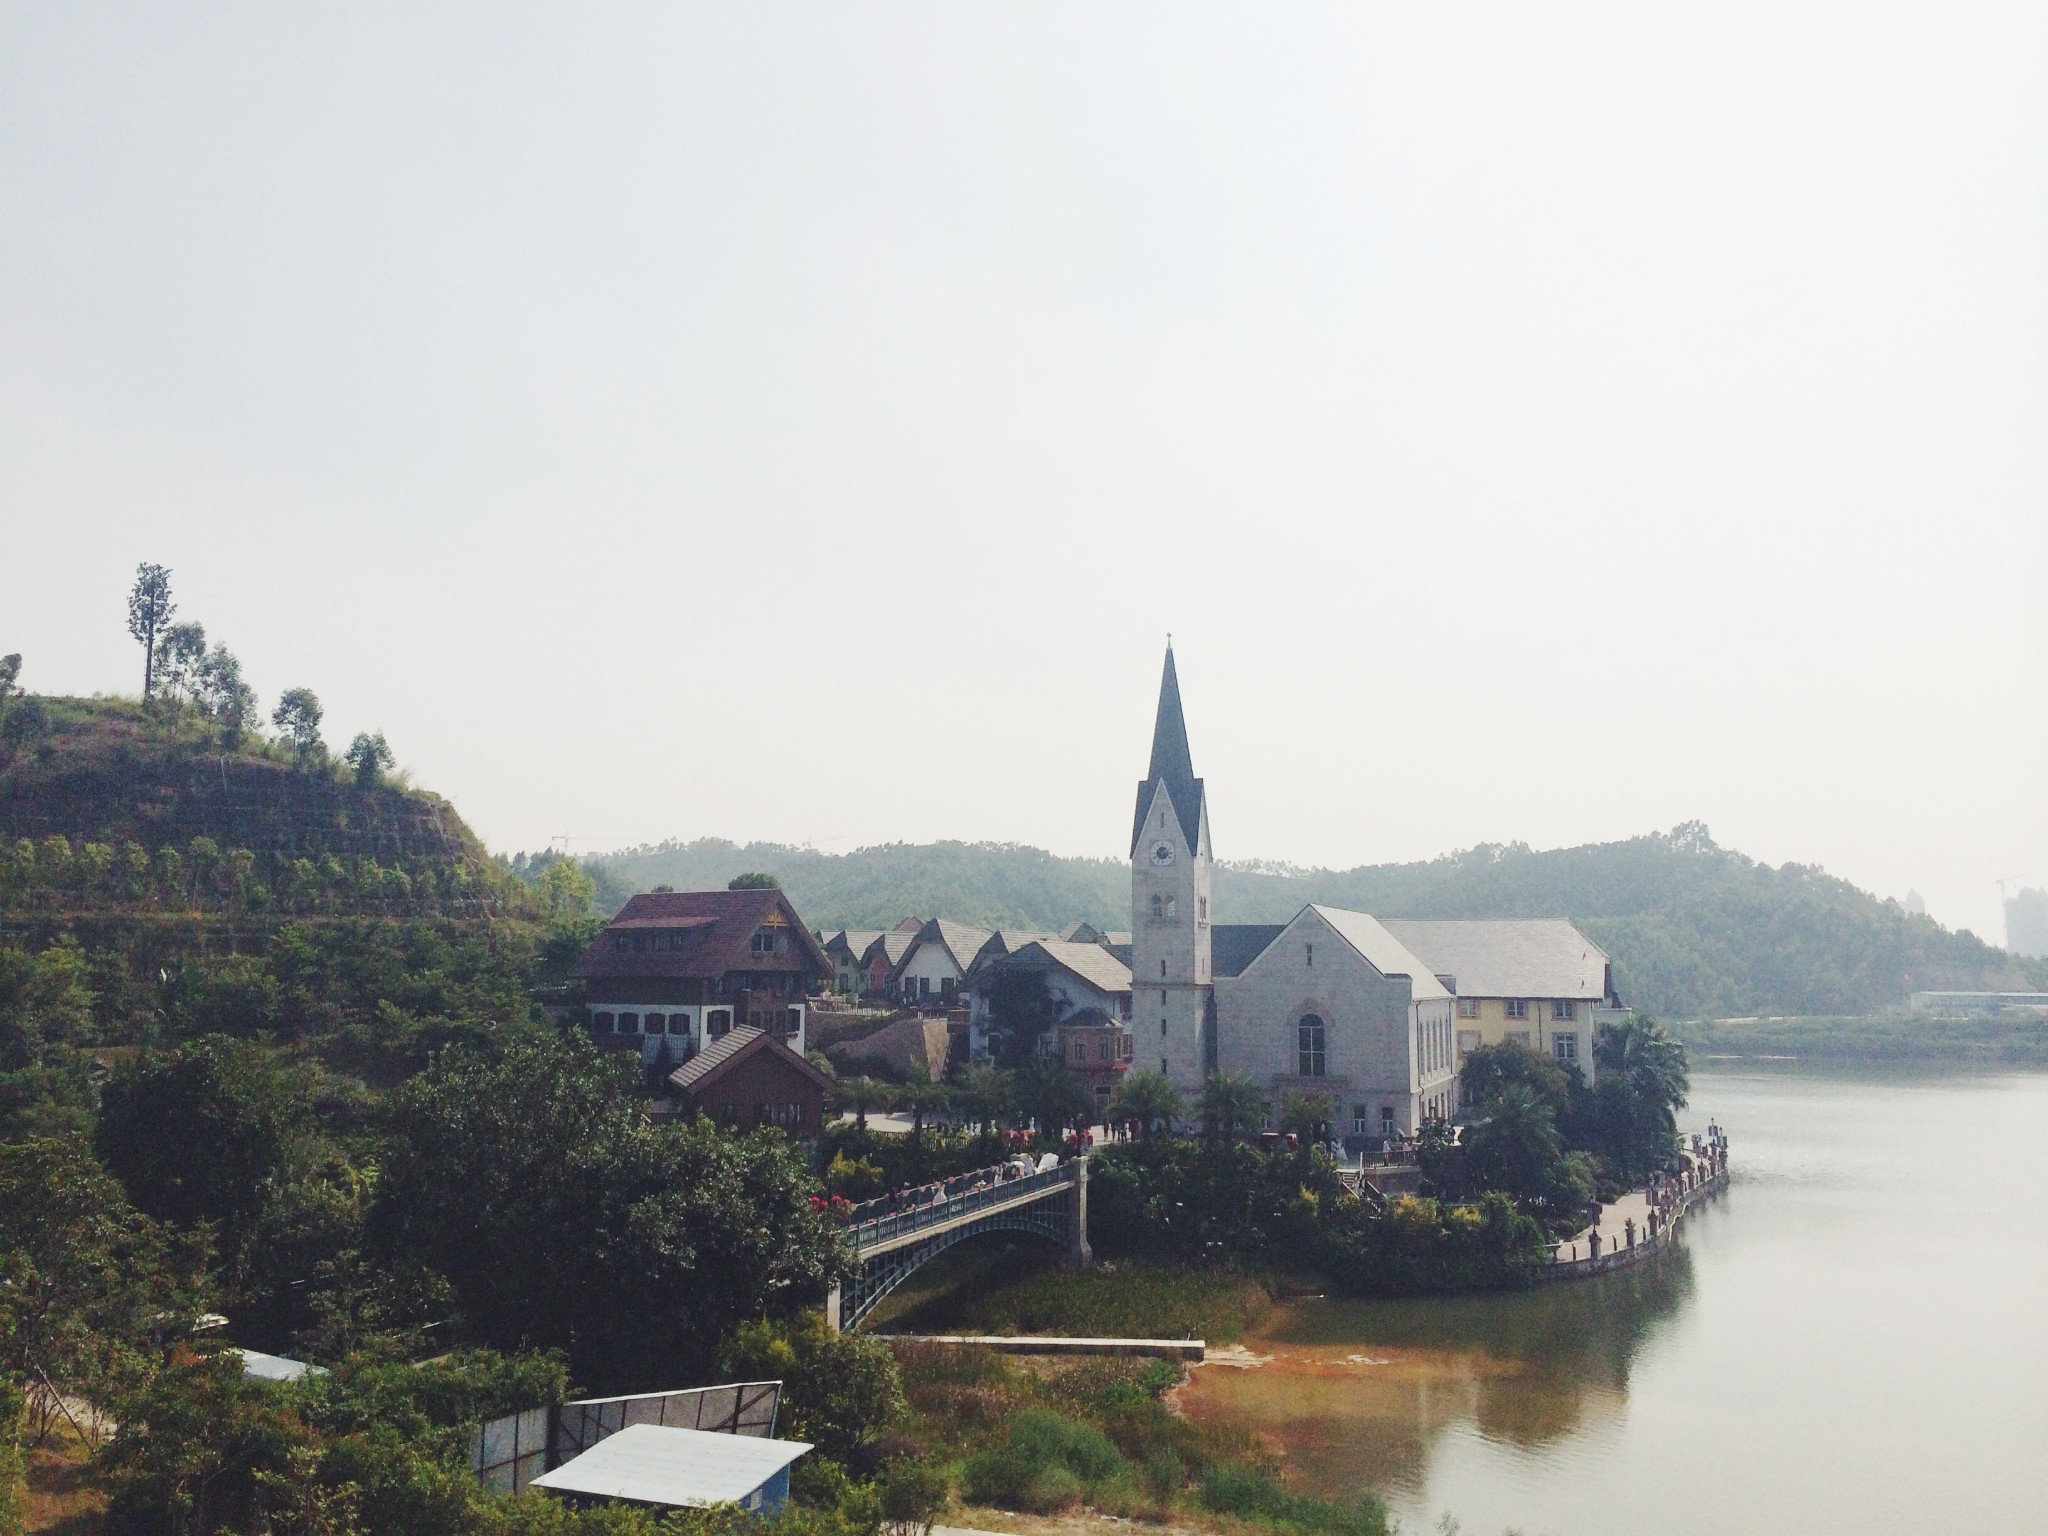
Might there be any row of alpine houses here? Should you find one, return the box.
[567,885,1136,1139]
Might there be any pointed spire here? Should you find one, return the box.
[1132,644,1206,856]
[1148,645,1196,784]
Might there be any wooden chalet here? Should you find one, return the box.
[667,1026,835,1139]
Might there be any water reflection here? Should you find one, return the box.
[1180,1244,1697,1498]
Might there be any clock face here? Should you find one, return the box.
[1149,841,1177,868]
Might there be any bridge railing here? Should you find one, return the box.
[847,1161,1076,1253]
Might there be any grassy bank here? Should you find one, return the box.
[894,1342,1387,1536]
[867,1240,1275,1345]
[1671,1013,2048,1065]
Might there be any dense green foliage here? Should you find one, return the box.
[95,1345,902,1536]
[1439,1018,1691,1225]
[0,1137,206,1437]
[582,826,2047,1018]
[378,1030,849,1391]
[719,1316,904,1464]
[1086,1134,1551,1296]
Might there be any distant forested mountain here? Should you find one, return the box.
[589,825,2048,1020]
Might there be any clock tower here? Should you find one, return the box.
[1131,645,1214,1091]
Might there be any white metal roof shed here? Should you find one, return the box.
[529,1423,812,1509]
[233,1349,325,1383]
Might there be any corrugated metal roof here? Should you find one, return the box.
[1380,919,1610,1001]
[234,1349,324,1382]
[529,1423,811,1508]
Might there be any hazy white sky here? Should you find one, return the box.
[4,4,2044,942]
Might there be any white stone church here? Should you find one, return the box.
[1130,647,1460,1140]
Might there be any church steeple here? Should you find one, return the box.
[1148,645,1195,785]
[1131,645,1208,857]
[1130,644,1214,1089]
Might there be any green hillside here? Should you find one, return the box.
[589,825,2047,1020]
[1,695,515,920]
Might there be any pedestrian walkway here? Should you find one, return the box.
[1560,1188,1654,1261]
[1546,1129,1730,1278]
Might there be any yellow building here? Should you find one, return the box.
[1380,919,1622,1081]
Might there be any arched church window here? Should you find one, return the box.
[1150,894,1164,919]
[1166,897,1177,920]
[1298,1015,1327,1078]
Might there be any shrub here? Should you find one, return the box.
[1198,1464,1388,1536]
[961,1408,1133,1512]
[720,1314,904,1464]
[1318,1191,1547,1295]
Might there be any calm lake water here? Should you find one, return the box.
[1177,1067,2048,1535]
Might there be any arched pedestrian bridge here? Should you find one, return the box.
[826,1158,1091,1331]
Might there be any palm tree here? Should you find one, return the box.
[1596,1015,1690,1111]
[1277,1089,1333,1145]
[1593,1014,1690,1175]
[1198,1071,1268,1146]
[838,1075,892,1131]
[1017,1054,1094,1141]
[955,1063,1010,1136]
[903,1071,952,1138]
[1461,1082,1565,1200]
[1110,1070,1185,1140]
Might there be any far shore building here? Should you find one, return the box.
[572,889,833,1071]
[1379,918,1623,1081]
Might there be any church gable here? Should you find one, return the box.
[1230,906,1388,989]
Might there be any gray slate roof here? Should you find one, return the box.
[903,918,994,977]
[1212,924,1285,978]
[1380,919,1613,1002]
[1023,940,1132,995]
[860,931,917,968]
[1310,907,1453,1001]
[1131,647,1208,856]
